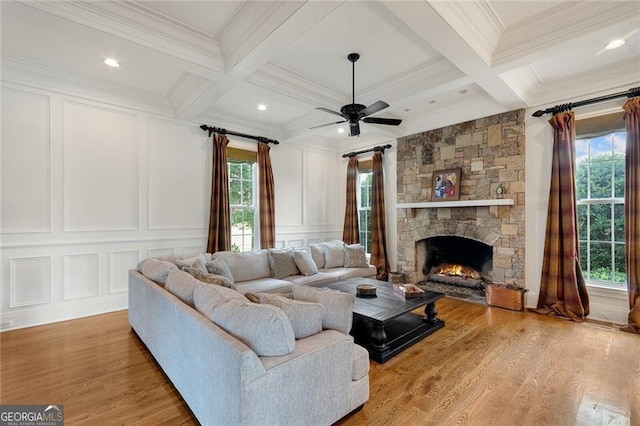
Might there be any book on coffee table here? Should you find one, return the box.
[393,283,425,298]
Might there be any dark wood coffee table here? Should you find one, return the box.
[323,278,445,363]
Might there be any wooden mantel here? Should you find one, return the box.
[396,199,514,209]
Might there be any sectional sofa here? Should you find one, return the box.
[128,241,375,425]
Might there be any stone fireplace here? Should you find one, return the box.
[396,110,525,289]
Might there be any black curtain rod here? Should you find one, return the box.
[532,86,640,117]
[199,125,279,145]
[342,144,392,158]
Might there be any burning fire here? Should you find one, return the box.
[437,263,481,279]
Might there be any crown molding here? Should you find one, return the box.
[427,0,503,66]
[168,73,217,118]
[1,55,173,116]
[217,1,305,73]
[528,57,640,107]
[17,0,224,76]
[499,66,541,106]
[493,1,638,67]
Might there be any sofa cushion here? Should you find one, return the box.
[322,241,345,268]
[214,250,271,282]
[233,278,293,295]
[292,248,318,276]
[184,267,236,290]
[344,244,368,268]
[283,273,338,287]
[137,258,177,285]
[205,258,234,283]
[259,294,325,339]
[320,265,377,281]
[308,244,326,269]
[292,285,354,335]
[209,299,295,356]
[165,269,205,307]
[193,281,247,319]
[352,344,370,381]
[268,248,299,279]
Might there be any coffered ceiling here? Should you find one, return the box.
[2,1,638,147]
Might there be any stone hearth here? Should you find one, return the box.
[396,110,525,288]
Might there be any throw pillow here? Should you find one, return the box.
[244,292,293,303]
[137,258,177,285]
[183,267,235,290]
[263,295,325,339]
[164,269,205,307]
[206,258,234,283]
[175,253,207,269]
[268,248,300,279]
[208,299,295,356]
[322,241,345,269]
[344,244,369,268]
[292,285,354,335]
[308,244,326,269]
[193,281,248,318]
[292,249,318,276]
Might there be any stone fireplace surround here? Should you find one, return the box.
[396,109,525,288]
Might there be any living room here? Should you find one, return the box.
[1,1,639,424]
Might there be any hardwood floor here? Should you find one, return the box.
[2,297,639,425]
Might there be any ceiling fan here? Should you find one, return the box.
[311,53,402,137]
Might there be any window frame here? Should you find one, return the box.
[228,158,258,252]
[357,170,373,254]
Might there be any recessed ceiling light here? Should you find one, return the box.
[429,100,437,104]
[104,58,120,67]
[337,128,345,133]
[402,108,411,112]
[604,39,626,50]
[257,104,267,111]
[458,89,468,95]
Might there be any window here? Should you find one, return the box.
[576,130,626,288]
[228,155,257,252]
[358,171,373,254]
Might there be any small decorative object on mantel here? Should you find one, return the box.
[485,283,528,311]
[431,168,461,201]
[393,283,425,298]
[495,184,505,199]
[356,284,377,298]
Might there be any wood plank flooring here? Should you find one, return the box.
[2,297,639,426]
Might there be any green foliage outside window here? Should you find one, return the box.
[359,173,373,254]
[228,161,255,252]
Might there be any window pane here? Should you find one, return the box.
[590,134,612,158]
[242,181,253,206]
[589,204,611,241]
[576,160,588,199]
[589,242,612,281]
[613,132,626,154]
[229,180,241,204]
[614,203,625,242]
[579,241,589,280]
[577,204,588,240]
[229,163,241,178]
[589,160,613,198]
[614,159,625,198]
[241,162,252,178]
[614,244,626,284]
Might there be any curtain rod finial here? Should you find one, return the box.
[532,110,546,117]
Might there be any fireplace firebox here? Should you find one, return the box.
[422,236,492,289]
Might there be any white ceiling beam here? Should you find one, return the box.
[380,0,526,111]
[175,1,344,120]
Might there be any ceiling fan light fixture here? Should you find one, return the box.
[604,39,626,50]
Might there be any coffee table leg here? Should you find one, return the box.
[371,323,387,349]
[424,301,439,323]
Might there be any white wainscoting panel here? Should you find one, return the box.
[272,146,303,226]
[182,245,205,257]
[1,88,51,233]
[306,150,338,226]
[288,239,304,247]
[64,253,100,300]
[109,250,140,294]
[63,101,139,231]
[148,118,205,230]
[148,247,175,258]
[10,256,52,307]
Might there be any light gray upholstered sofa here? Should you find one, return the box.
[128,241,373,425]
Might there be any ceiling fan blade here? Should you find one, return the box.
[360,100,389,117]
[309,120,347,130]
[362,117,403,126]
[349,121,360,137]
[316,107,346,118]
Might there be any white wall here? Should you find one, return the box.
[524,102,629,324]
[0,82,343,330]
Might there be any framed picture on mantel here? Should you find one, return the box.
[431,168,461,201]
